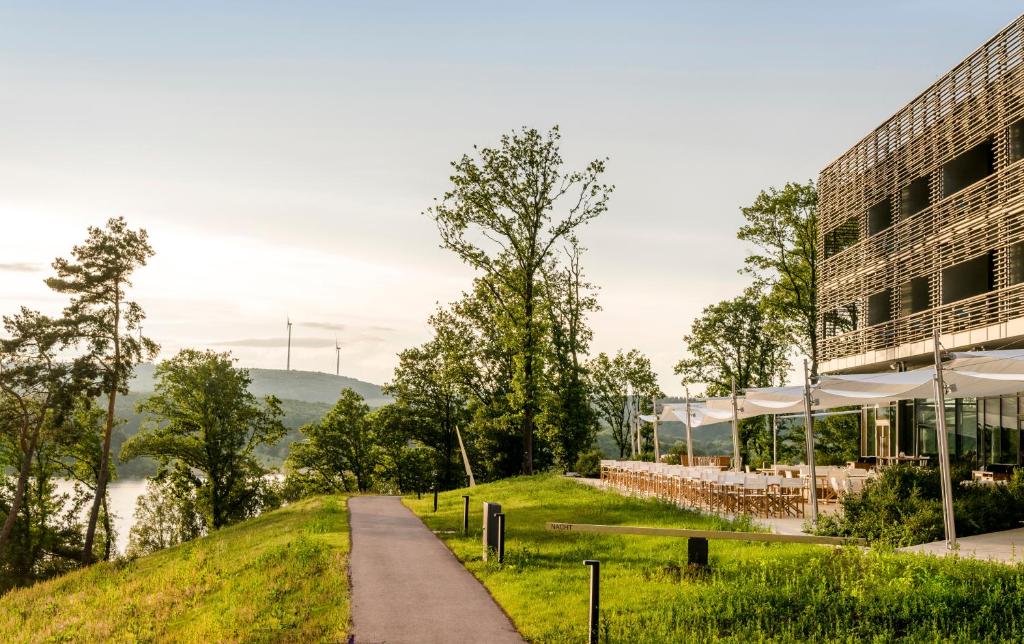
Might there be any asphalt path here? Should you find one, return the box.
[348,496,524,644]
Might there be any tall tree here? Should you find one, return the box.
[587,350,662,458]
[122,350,285,529]
[673,289,791,396]
[541,244,599,469]
[46,217,158,562]
[737,181,818,375]
[0,310,74,559]
[287,389,379,493]
[427,126,612,474]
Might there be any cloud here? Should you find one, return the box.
[212,336,337,348]
[0,262,42,272]
[301,321,347,332]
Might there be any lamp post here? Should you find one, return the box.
[684,386,695,466]
[730,376,741,472]
[802,359,819,526]
[932,329,957,549]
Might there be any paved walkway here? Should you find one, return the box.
[902,526,1024,564]
[348,496,523,644]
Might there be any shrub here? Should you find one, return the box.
[574,449,602,478]
[816,464,1024,546]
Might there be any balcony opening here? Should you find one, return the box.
[900,176,930,218]
[941,251,995,304]
[942,139,994,198]
[824,302,859,337]
[1010,120,1024,165]
[824,216,859,257]
[1010,241,1024,285]
[867,288,892,326]
[867,197,893,236]
[900,276,931,316]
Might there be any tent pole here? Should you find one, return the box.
[802,360,819,526]
[771,414,777,466]
[731,376,741,472]
[932,329,957,549]
[652,395,661,463]
[684,386,695,466]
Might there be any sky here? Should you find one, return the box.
[1,1,1021,394]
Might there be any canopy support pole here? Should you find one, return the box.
[651,395,660,463]
[932,330,957,549]
[731,376,741,472]
[770,414,777,466]
[684,386,695,466]
[802,360,819,526]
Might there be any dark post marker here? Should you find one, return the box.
[433,486,438,513]
[496,513,506,563]
[687,537,709,567]
[584,560,600,644]
[462,495,470,535]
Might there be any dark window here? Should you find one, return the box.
[941,252,995,304]
[824,302,858,337]
[867,288,892,326]
[1010,120,1024,165]
[867,197,893,235]
[1010,241,1024,285]
[900,176,930,218]
[824,216,859,257]
[900,276,930,316]
[942,139,994,198]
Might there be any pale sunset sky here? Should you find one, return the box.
[1,2,1020,393]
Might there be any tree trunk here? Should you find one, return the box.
[82,387,116,563]
[0,422,41,557]
[521,277,535,475]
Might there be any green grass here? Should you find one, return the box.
[0,495,350,643]
[406,475,1024,643]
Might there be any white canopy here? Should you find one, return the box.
[667,349,1024,423]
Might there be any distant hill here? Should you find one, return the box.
[130,364,391,407]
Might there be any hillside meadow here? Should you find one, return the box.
[0,496,350,643]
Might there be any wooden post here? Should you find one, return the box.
[730,376,741,472]
[684,386,695,466]
[802,360,819,526]
[932,329,957,549]
[584,560,600,644]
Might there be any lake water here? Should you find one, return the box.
[54,479,148,556]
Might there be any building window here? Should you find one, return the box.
[1010,120,1024,165]
[958,398,978,464]
[900,176,930,218]
[941,251,994,304]
[1010,241,1024,285]
[941,139,994,198]
[867,197,892,235]
[824,216,859,257]
[867,288,892,326]
[899,276,930,316]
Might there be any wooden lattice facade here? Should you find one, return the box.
[818,14,1024,374]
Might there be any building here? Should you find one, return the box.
[817,15,1024,466]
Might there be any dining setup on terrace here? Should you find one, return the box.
[617,341,1024,546]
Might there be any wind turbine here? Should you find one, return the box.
[335,338,341,376]
[286,317,293,371]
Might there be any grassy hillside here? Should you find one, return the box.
[407,475,1024,642]
[0,496,350,642]
[131,363,391,406]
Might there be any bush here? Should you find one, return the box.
[573,449,602,478]
[816,464,1024,547]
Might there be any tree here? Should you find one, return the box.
[0,309,75,559]
[737,182,818,375]
[122,350,285,530]
[427,126,612,474]
[287,389,379,493]
[125,474,204,558]
[541,244,599,470]
[674,289,791,397]
[587,350,662,458]
[46,217,158,562]
[384,318,472,489]
[674,289,792,465]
